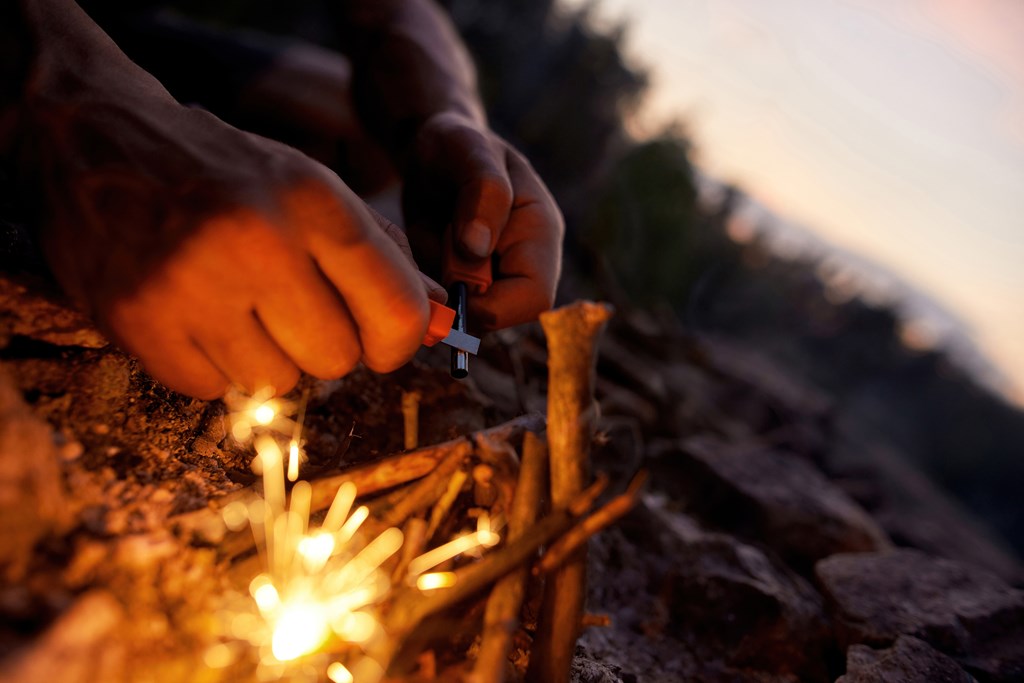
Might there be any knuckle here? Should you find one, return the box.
[267,361,301,396]
[186,377,230,401]
[309,347,360,381]
[363,299,429,374]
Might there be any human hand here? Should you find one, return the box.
[402,111,564,329]
[24,74,431,399]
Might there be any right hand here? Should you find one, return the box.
[24,72,431,399]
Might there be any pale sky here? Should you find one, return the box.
[563,0,1024,400]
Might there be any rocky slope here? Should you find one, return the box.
[0,269,1021,683]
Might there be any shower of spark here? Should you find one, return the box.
[211,388,503,682]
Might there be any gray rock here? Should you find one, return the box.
[582,496,831,682]
[0,275,107,349]
[837,636,976,683]
[816,549,1024,682]
[657,435,889,572]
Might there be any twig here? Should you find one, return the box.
[474,435,520,517]
[401,390,422,450]
[471,464,497,508]
[529,301,612,683]
[535,472,646,575]
[392,517,429,585]
[426,467,470,540]
[378,477,606,671]
[174,414,545,545]
[471,431,548,683]
[376,441,472,529]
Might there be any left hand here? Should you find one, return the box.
[402,111,564,329]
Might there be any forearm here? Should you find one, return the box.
[5,0,183,184]
[334,0,486,165]
[15,0,172,105]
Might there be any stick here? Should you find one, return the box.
[471,431,548,683]
[426,467,470,540]
[401,390,422,450]
[535,472,646,576]
[174,414,545,545]
[392,517,429,585]
[529,301,612,683]
[376,441,471,528]
[378,477,607,671]
[474,435,520,517]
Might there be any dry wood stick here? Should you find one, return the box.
[425,467,470,540]
[376,441,472,528]
[401,390,422,450]
[378,477,608,672]
[535,472,646,576]
[529,301,612,683]
[471,431,548,683]
[175,414,544,545]
[392,517,429,585]
[474,435,520,517]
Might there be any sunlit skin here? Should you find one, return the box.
[3,0,564,399]
[218,390,506,678]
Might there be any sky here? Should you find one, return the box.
[562,0,1024,400]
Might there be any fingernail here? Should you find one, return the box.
[461,221,492,259]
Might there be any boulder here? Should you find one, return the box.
[581,497,832,682]
[655,435,889,572]
[837,636,976,683]
[816,549,1024,682]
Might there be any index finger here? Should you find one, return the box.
[287,176,430,372]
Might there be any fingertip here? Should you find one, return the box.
[360,290,431,374]
[150,366,229,402]
[460,220,492,259]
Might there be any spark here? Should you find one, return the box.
[218,388,402,681]
[327,662,354,683]
[415,572,457,591]
[224,386,297,444]
[406,513,501,581]
[217,388,506,681]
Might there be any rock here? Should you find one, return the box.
[0,590,126,683]
[656,435,889,572]
[0,365,68,578]
[582,496,832,682]
[837,636,976,683]
[816,549,1024,682]
[828,437,1024,585]
[0,275,107,349]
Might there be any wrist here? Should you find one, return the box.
[19,0,175,115]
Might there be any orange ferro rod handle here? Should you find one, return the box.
[423,300,456,347]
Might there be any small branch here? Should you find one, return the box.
[471,431,548,683]
[529,301,612,683]
[401,390,422,451]
[535,472,646,576]
[426,467,470,540]
[392,517,429,585]
[174,414,544,546]
[378,477,606,671]
[474,435,520,517]
[376,441,472,529]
